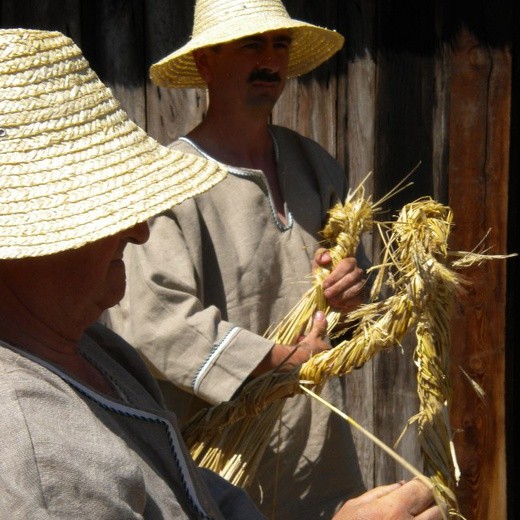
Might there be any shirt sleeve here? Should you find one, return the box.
[108,204,275,406]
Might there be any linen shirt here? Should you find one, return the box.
[0,324,263,519]
[108,125,366,519]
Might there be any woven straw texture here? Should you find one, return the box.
[150,0,345,88]
[0,29,226,259]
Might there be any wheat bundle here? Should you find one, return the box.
[183,191,507,519]
[267,180,376,344]
[183,179,418,484]
[184,180,378,485]
[374,199,462,516]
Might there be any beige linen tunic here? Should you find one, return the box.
[0,324,263,519]
[108,125,365,519]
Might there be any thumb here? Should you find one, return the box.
[309,311,327,338]
[313,248,331,269]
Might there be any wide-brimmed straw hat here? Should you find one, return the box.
[0,29,226,260]
[150,0,345,89]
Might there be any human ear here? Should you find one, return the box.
[192,49,213,83]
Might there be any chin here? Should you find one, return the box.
[249,97,277,111]
[101,277,127,310]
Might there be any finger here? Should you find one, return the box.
[313,248,331,270]
[395,479,436,514]
[325,276,366,301]
[308,310,327,338]
[415,505,445,520]
[296,311,329,356]
[325,279,367,310]
[347,482,404,506]
[323,258,364,289]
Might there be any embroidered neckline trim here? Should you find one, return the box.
[178,131,293,232]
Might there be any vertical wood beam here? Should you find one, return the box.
[144,0,208,145]
[337,0,378,491]
[448,26,511,520]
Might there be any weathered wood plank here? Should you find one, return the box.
[0,0,81,41]
[432,2,450,203]
[336,0,378,490]
[80,0,146,127]
[371,0,438,486]
[272,0,341,156]
[448,26,510,520]
[144,0,207,145]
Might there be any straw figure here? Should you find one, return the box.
[182,186,510,519]
[184,178,378,485]
[366,199,462,517]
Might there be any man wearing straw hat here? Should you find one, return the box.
[108,1,369,518]
[0,26,444,520]
[0,27,258,519]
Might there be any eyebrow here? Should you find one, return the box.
[274,35,293,45]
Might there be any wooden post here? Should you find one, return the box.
[448,26,511,520]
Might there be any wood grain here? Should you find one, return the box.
[448,26,510,520]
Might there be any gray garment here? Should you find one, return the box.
[0,323,264,520]
[108,125,366,519]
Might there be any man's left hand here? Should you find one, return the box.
[314,248,366,313]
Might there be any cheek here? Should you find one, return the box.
[82,257,127,312]
[102,260,127,302]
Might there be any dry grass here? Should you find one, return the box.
[181,187,513,519]
[184,177,379,485]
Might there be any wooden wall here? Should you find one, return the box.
[1,1,517,519]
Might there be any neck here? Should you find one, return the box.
[0,279,81,359]
[0,285,118,397]
[0,315,80,365]
[189,103,275,170]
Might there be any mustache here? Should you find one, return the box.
[248,69,281,83]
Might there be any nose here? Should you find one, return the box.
[124,221,150,245]
[258,47,279,71]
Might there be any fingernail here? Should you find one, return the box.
[314,311,325,320]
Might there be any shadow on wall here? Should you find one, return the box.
[0,0,515,88]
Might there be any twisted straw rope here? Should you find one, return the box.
[183,192,506,518]
[184,183,376,484]
[377,201,461,517]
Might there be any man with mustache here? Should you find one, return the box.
[108,2,373,519]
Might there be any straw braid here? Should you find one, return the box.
[182,193,510,518]
[183,184,378,486]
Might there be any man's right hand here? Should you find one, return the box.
[250,311,330,376]
[333,479,446,520]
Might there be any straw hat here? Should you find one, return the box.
[0,29,226,260]
[150,0,345,89]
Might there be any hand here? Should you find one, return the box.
[293,309,330,362]
[314,249,366,313]
[250,311,330,376]
[333,479,445,520]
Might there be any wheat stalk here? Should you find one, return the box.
[182,189,511,519]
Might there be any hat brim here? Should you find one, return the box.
[0,29,227,259]
[150,20,344,89]
[0,116,226,259]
